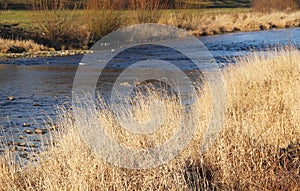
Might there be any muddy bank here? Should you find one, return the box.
[0,23,90,52]
[0,49,91,59]
[159,10,300,36]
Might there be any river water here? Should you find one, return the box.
[0,27,300,152]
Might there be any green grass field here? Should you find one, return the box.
[0,10,35,28]
[0,10,86,29]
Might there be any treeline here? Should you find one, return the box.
[3,0,300,11]
[253,0,300,12]
[0,0,225,10]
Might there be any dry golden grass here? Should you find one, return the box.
[159,10,300,35]
[0,48,299,190]
[0,38,49,54]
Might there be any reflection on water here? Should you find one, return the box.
[0,27,300,147]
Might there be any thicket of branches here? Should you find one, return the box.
[95,0,175,10]
[29,0,89,49]
[1,0,212,10]
[252,0,300,12]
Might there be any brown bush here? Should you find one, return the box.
[134,0,162,23]
[29,0,89,50]
[175,0,210,9]
[85,0,164,39]
[84,0,124,42]
[95,0,175,10]
[253,0,300,12]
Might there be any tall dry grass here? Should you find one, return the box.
[134,0,163,23]
[84,0,124,44]
[96,0,175,10]
[159,10,300,35]
[29,0,89,50]
[0,38,49,53]
[0,48,299,190]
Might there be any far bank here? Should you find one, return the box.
[1,9,300,57]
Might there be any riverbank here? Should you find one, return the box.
[0,48,299,190]
[1,9,300,58]
[0,38,89,59]
[160,10,300,35]
[0,49,90,59]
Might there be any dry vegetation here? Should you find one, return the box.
[1,0,300,51]
[0,38,49,53]
[2,8,300,51]
[29,0,89,50]
[2,0,300,51]
[159,10,300,35]
[252,0,300,12]
[2,9,300,52]
[0,48,299,190]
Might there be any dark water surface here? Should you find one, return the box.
[1,27,300,149]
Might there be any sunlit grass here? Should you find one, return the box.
[0,38,50,53]
[1,8,300,48]
[159,10,300,35]
[0,48,299,190]
[0,8,250,25]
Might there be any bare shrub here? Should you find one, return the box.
[29,0,88,50]
[97,0,125,10]
[98,0,175,10]
[84,0,168,39]
[134,0,163,23]
[84,0,124,42]
[253,0,299,12]
[175,0,209,9]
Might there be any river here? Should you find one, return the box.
[1,27,300,153]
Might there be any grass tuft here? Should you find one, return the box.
[0,38,49,53]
